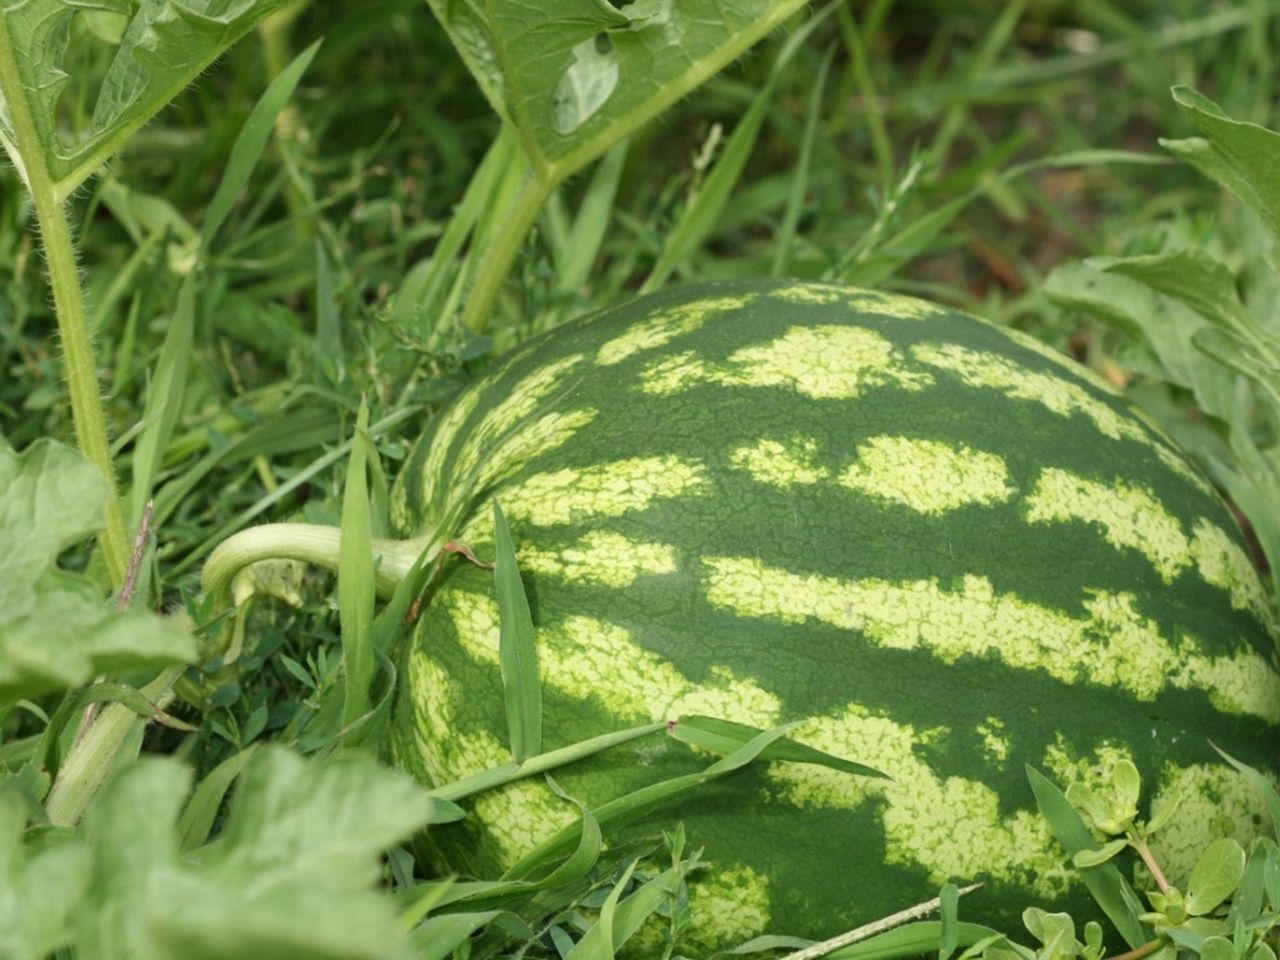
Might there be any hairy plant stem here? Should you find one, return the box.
[0,17,129,587]
[45,665,185,826]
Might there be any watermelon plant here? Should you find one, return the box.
[203,277,1280,949]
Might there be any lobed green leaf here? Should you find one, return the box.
[0,0,293,199]
[424,0,808,179]
[0,439,194,703]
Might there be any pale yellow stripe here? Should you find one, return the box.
[912,340,1215,495]
[642,325,933,399]
[1025,469,1189,582]
[453,355,586,481]
[769,282,949,319]
[1024,468,1270,620]
[839,436,1015,515]
[701,556,1280,723]
[685,866,772,948]
[913,342,1146,444]
[497,455,708,528]
[595,295,749,365]
[729,437,827,488]
[443,592,782,729]
[468,408,598,493]
[519,530,678,588]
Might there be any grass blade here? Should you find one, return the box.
[314,238,344,384]
[639,55,780,292]
[1025,765,1148,948]
[202,38,321,249]
[555,140,630,295]
[938,883,960,960]
[338,400,376,727]
[567,858,639,960]
[670,715,886,779]
[1210,743,1280,836]
[177,745,260,850]
[771,44,835,277]
[640,4,835,291]
[493,499,542,762]
[825,921,1003,960]
[128,273,196,528]
[413,910,528,960]
[503,721,800,881]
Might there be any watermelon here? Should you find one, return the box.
[387,278,1279,948]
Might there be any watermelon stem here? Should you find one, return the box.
[201,521,433,609]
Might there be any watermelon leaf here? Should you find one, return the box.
[1162,85,1280,253]
[0,439,195,704]
[0,0,292,201]
[669,715,887,780]
[75,748,438,959]
[1100,250,1254,337]
[1026,765,1148,949]
[0,785,88,960]
[423,1,807,178]
[493,499,543,762]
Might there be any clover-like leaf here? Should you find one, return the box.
[0,439,194,703]
[426,0,808,178]
[0,0,292,199]
[1186,838,1246,917]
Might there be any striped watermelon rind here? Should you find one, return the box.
[388,279,1279,947]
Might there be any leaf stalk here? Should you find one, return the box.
[0,14,129,587]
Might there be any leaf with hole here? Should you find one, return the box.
[0,0,293,199]
[425,0,808,178]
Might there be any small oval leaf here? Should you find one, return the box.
[1199,936,1236,960]
[1073,838,1129,869]
[1186,838,1246,916]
